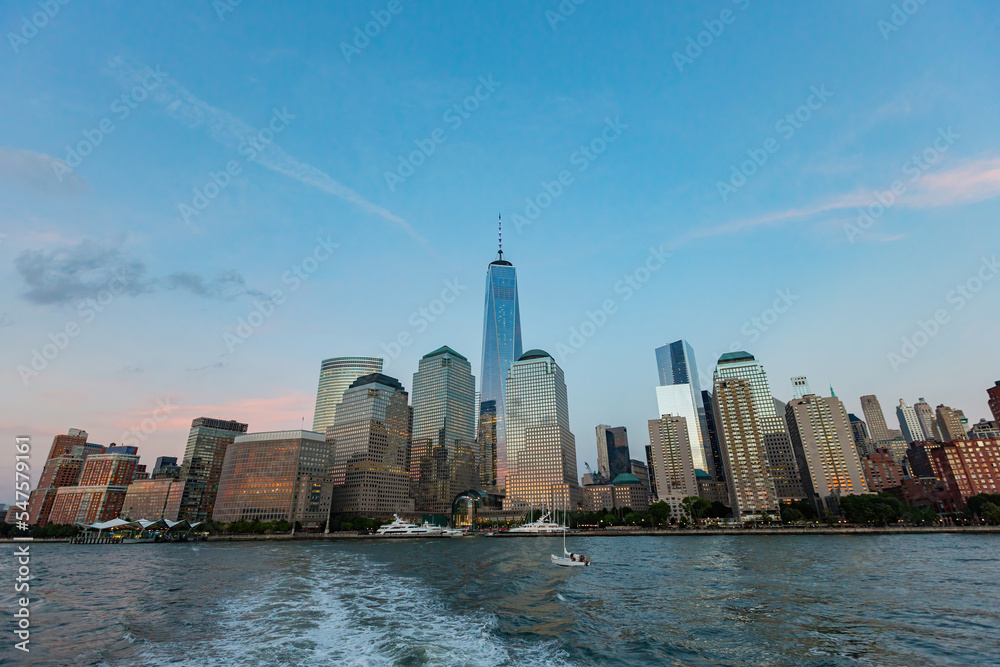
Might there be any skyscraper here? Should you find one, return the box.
[936,405,967,443]
[177,417,249,522]
[714,351,805,503]
[647,414,697,516]
[785,394,868,513]
[655,340,712,476]
[504,350,580,511]
[791,376,811,399]
[848,414,871,456]
[712,376,778,519]
[479,232,523,491]
[655,385,708,474]
[312,356,384,433]
[328,373,414,517]
[860,395,892,443]
[702,390,725,483]
[595,425,630,481]
[409,346,478,513]
[896,399,926,444]
[914,398,941,442]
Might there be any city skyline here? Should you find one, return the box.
[4,3,1000,504]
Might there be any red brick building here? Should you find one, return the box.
[860,448,904,492]
[930,438,1000,501]
[26,456,84,525]
[46,429,89,459]
[989,381,1000,424]
[45,452,138,525]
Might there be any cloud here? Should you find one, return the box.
[0,147,87,194]
[681,157,1000,247]
[106,58,420,240]
[13,239,264,305]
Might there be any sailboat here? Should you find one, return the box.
[550,497,590,567]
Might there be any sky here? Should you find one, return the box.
[2,1,1000,502]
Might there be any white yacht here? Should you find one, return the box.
[509,512,567,534]
[440,527,466,538]
[375,515,445,537]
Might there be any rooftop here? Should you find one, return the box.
[611,472,642,485]
[422,345,468,361]
[518,349,551,361]
[349,372,405,392]
[718,351,755,364]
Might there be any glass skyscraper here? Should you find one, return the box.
[312,356,383,433]
[410,346,478,513]
[655,340,713,477]
[595,425,630,481]
[479,247,522,491]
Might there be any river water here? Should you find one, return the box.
[2,534,998,665]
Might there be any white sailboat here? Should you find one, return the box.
[550,498,590,566]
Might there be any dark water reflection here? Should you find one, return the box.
[2,534,998,665]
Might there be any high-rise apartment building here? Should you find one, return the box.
[989,382,1000,424]
[712,372,778,519]
[930,438,1000,500]
[478,241,523,491]
[655,385,708,474]
[896,399,926,444]
[177,418,248,522]
[45,428,91,459]
[213,429,333,528]
[47,451,138,525]
[714,352,805,503]
[655,340,713,477]
[785,395,868,512]
[860,395,892,443]
[312,357,384,433]
[328,373,414,517]
[936,405,967,443]
[409,346,478,513]
[647,414,697,516]
[595,425,631,481]
[859,449,904,493]
[791,376,811,400]
[504,350,581,511]
[914,398,941,442]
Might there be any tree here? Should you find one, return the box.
[681,496,711,525]
[840,493,904,525]
[780,506,805,524]
[647,501,672,528]
[981,502,1000,525]
[601,513,617,527]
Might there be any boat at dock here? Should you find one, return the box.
[375,515,445,537]
[509,512,567,534]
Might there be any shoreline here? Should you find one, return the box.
[5,525,999,543]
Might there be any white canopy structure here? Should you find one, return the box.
[76,519,203,532]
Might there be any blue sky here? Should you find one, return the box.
[3,1,1000,500]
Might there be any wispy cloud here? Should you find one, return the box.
[14,238,264,305]
[0,147,86,194]
[106,57,420,240]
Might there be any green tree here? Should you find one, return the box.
[681,496,711,525]
[780,506,805,524]
[647,501,672,528]
[601,513,617,527]
[980,502,1000,525]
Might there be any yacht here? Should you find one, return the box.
[375,515,445,537]
[509,512,567,534]
[440,527,467,538]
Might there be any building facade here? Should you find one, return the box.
[914,398,941,442]
[655,340,713,477]
[848,414,872,456]
[655,384,708,475]
[936,405,967,443]
[989,382,1000,424]
[213,429,333,527]
[896,399,926,444]
[930,438,1000,501]
[859,449,904,493]
[121,479,186,520]
[327,374,414,517]
[504,350,581,511]
[647,414,697,512]
[785,395,868,513]
[46,452,138,525]
[595,425,631,481]
[312,356,384,433]
[860,395,892,443]
[177,418,249,522]
[409,346,478,514]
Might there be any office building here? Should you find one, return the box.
[714,352,805,503]
[504,350,581,511]
[848,414,871,455]
[914,398,941,442]
[936,405,967,443]
[312,356,384,433]
[791,376,811,400]
[644,444,658,498]
[860,395,893,443]
[152,456,181,479]
[647,414,697,516]
[702,390,724,482]
[409,346,478,514]
[785,394,868,513]
[595,425,631,480]
[328,374,414,517]
[212,429,333,528]
[121,478,186,520]
[629,459,651,492]
[581,474,650,513]
[896,399,926,444]
[654,384,708,475]
[711,372,779,519]
[655,340,713,477]
[860,449,904,493]
[478,235,523,492]
[177,418,249,522]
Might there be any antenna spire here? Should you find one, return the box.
[498,213,503,260]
